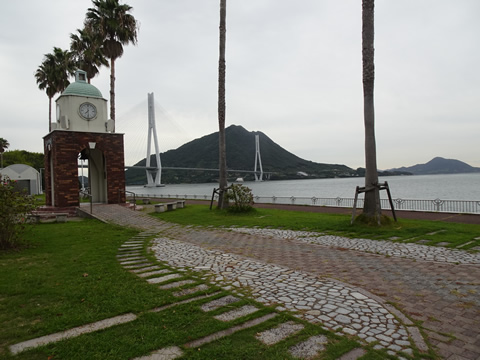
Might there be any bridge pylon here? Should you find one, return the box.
[145,93,163,187]
[254,134,264,181]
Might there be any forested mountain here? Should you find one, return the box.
[125,125,355,184]
[389,157,480,175]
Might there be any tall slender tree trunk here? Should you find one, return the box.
[362,0,381,222]
[217,0,228,209]
[48,96,52,132]
[110,58,116,130]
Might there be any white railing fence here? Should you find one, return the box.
[133,192,480,214]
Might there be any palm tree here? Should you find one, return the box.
[361,0,382,223]
[85,0,139,125]
[70,28,109,83]
[35,47,76,131]
[34,63,57,132]
[0,138,9,169]
[217,0,228,209]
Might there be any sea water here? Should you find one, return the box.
[127,173,480,201]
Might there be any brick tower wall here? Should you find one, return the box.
[44,131,126,207]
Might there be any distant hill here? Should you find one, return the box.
[388,157,480,175]
[125,125,355,184]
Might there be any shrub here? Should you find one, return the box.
[226,184,254,213]
[0,175,37,249]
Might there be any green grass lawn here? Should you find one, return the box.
[0,219,409,359]
[150,205,480,250]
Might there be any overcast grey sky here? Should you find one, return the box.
[1,0,479,170]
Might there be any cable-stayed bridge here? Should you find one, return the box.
[118,93,270,187]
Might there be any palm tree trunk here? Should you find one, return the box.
[48,96,52,132]
[362,0,381,222]
[110,58,116,129]
[217,0,228,209]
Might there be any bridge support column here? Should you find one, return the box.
[145,92,163,187]
[254,134,264,181]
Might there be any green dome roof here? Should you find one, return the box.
[61,70,103,98]
[63,82,103,98]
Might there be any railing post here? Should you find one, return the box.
[433,198,444,212]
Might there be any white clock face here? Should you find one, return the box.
[79,102,97,120]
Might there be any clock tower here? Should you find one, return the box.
[43,70,126,208]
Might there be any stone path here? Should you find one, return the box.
[39,204,480,359]
[151,237,418,356]
[164,225,480,359]
[228,228,480,265]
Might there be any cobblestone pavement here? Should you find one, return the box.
[151,238,419,356]
[90,204,480,359]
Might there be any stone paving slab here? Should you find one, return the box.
[149,292,221,314]
[123,262,153,269]
[117,252,142,258]
[256,321,305,345]
[9,313,137,355]
[132,346,183,360]
[118,246,142,252]
[289,335,328,359]
[120,259,149,265]
[130,265,162,273]
[137,269,172,278]
[173,284,209,297]
[200,295,241,312]
[146,273,182,284]
[337,348,367,360]
[159,280,196,289]
[184,313,277,349]
[213,305,259,321]
[118,256,144,261]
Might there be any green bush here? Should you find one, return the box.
[0,175,36,249]
[226,184,254,212]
